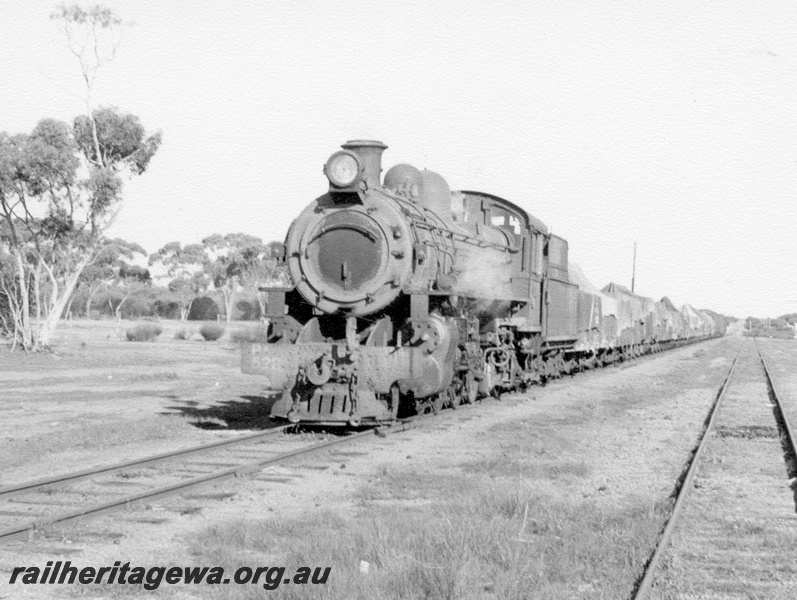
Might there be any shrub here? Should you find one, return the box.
[188,296,220,321]
[125,323,163,342]
[199,322,226,341]
[119,296,155,319]
[230,324,270,343]
[174,327,192,340]
[154,299,181,319]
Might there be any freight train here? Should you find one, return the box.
[242,140,725,425]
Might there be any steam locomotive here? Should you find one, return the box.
[242,140,725,425]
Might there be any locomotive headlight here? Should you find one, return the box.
[324,151,362,189]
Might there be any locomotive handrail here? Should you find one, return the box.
[413,220,515,253]
[306,223,378,245]
[391,193,517,253]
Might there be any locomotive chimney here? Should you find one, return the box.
[342,140,387,188]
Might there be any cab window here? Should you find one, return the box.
[490,207,521,235]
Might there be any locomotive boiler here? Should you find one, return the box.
[242,140,725,425]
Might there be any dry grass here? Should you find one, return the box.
[172,464,663,600]
[124,371,180,383]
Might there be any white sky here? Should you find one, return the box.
[2,1,796,319]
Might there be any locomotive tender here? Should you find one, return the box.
[242,140,725,425]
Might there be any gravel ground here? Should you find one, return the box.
[0,325,767,598]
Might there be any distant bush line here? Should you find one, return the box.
[743,315,796,339]
[742,327,795,339]
[66,286,265,321]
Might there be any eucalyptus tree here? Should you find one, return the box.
[110,260,150,323]
[0,4,161,350]
[148,242,208,321]
[251,240,292,318]
[0,112,159,350]
[74,237,146,318]
[202,233,280,322]
[51,3,126,169]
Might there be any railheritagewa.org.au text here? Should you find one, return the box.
[8,561,331,591]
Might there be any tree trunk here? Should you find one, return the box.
[35,256,90,350]
[33,258,43,324]
[115,290,132,325]
[1,280,25,351]
[89,114,105,170]
[223,287,234,323]
[65,295,75,320]
[181,297,195,322]
[13,250,32,350]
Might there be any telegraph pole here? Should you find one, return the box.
[631,241,637,294]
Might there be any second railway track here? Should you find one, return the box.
[633,340,797,599]
[0,424,381,544]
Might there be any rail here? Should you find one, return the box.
[0,428,374,543]
[758,344,797,487]
[0,425,291,501]
[630,348,741,599]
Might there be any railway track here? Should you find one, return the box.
[0,425,380,543]
[0,391,480,546]
[632,341,797,599]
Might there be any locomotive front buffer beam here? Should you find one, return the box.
[242,341,455,426]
